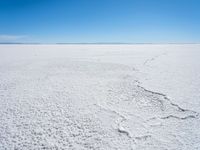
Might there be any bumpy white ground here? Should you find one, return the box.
[0,44,200,149]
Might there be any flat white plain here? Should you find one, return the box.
[0,44,200,149]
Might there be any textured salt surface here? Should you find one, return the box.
[0,44,200,149]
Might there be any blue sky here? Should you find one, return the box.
[0,0,200,43]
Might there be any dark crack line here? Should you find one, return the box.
[160,115,196,120]
[147,114,196,123]
[136,83,199,118]
[117,119,132,139]
[134,135,151,141]
[136,84,165,111]
[163,97,199,116]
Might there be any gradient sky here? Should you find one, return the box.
[0,0,200,43]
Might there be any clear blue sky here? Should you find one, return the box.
[0,0,200,43]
